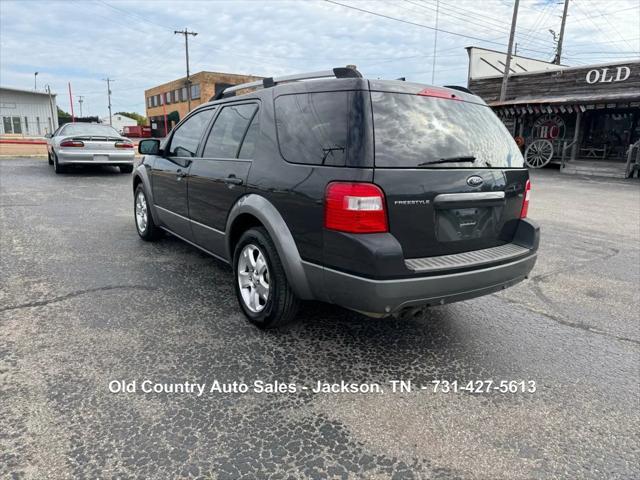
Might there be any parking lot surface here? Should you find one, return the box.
[1,158,639,479]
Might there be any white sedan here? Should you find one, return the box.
[46,123,135,174]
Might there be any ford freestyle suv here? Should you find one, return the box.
[132,67,539,328]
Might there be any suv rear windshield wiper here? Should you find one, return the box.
[321,146,345,165]
[417,156,476,167]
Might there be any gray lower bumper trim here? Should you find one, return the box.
[302,253,537,316]
[405,243,530,273]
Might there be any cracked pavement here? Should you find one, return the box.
[1,158,639,479]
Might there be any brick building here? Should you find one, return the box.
[144,71,262,136]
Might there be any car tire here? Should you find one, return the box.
[233,227,300,329]
[134,185,161,241]
[48,151,53,165]
[53,152,65,174]
[120,165,134,174]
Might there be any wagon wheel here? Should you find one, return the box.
[524,139,554,168]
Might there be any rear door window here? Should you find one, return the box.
[371,91,524,168]
[275,92,349,166]
[203,104,258,159]
[168,108,215,157]
[238,113,260,159]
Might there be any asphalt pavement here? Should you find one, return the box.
[1,158,639,479]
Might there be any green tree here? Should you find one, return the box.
[115,111,147,126]
[57,107,71,118]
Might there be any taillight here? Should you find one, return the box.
[520,179,531,218]
[325,182,388,233]
[60,140,84,148]
[115,141,134,149]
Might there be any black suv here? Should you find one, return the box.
[133,67,539,328]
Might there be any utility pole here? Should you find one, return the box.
[500,0,520,102]
[103,77,114,125]
[78,96,84,117]
[554,0,570,65]
[68,82,75,123]
[46,85,56,133]
[174,28,198,111]
[431,0,439,84]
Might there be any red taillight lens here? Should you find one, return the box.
[520,179,531,218]
[115,141,134,149]
[325,182,388,233]
[60,140,84,148]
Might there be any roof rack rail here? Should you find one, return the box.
[443,85,474,95]
[212,66,363,101]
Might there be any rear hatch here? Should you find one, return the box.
[370,82,528,258]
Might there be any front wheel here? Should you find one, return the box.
[233,227,299,328]
[134,185,161,241]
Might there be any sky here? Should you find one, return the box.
[1,0,638,118]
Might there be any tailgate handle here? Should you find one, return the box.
[434,191,505,208]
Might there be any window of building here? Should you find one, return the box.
[167,108,215,157]
[159,94,163,106]
[275,92,349,166]
[203,104,257,158]
[11,116,22,134]
[191,84,201,100]
[174,89,180,103]
[165,92,171,104]
[147,97,153,108]
[2,117,11,134]
[181,87,187,102]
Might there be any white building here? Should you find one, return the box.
[0,86,58,137]
[100,114,137,133]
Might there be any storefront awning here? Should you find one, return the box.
[489,92,640,117]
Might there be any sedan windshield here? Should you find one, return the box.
[371,91,524,168]
[59,124,120,137]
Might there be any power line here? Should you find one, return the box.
[324,0,512,48]
[94,0,175,31]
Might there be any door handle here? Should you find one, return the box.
[223,175,243,186]
[176,169,187,179]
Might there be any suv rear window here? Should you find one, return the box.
[372,91,524,168]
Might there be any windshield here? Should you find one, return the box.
[60,124,120,137]
[371,91,524,168]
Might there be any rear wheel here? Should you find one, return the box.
[233,227,299,328]
[134,185,161,241]
[53,152,65,174]
[120,165,134,174]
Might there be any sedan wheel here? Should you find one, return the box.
[237,244,270,313]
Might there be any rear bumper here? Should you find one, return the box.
[57,149,134,164]
[304,252,536,316]
[303,219,540,316]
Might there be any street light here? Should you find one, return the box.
[34,72,39,91]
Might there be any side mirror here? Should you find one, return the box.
[139,139,160,155]
[44,133,52,139]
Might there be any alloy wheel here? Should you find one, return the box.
[237,244,270,313]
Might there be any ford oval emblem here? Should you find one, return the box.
[467,175,484,187]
